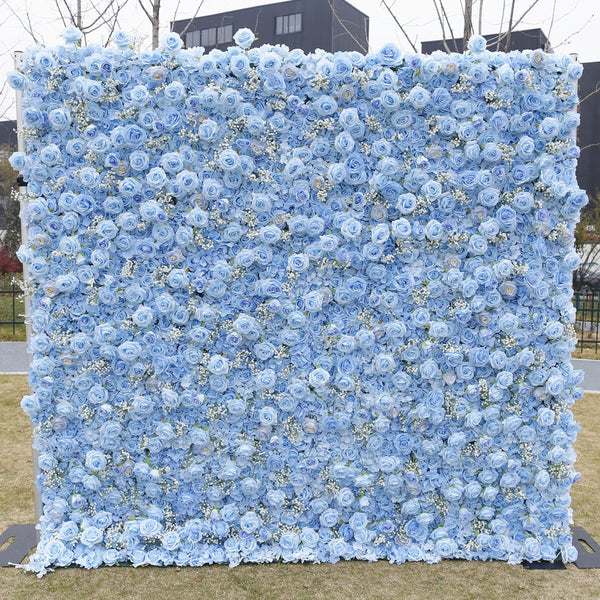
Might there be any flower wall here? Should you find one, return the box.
[8,27,586,575]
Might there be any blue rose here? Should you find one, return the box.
[377,43,402,66]
[234,28,255,49]
[467,35,487,52]
[78,526,103,547]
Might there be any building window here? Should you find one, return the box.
[187,25,232,48]
[217,24,233,44]
[276,13,302,35]
[186,29,201,48]
[201,27,217,48]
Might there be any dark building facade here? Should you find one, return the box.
[0,121,17,148]
[421,28,550,54]
[577,62,600,200]
[171,0,369,54]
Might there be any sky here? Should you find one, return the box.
[1,0,598,119]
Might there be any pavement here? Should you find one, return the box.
[572,359,600,393]
[0,342,28,374]
[1,342,600,392]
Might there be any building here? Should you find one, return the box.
[171,0,369,55]
[421,27,550,54]
[577,62,600,200]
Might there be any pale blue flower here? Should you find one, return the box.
[11,25,585,575]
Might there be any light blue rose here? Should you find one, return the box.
[234,28,255,49]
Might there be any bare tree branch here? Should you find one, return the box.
[152,0,161,49]
[137,0,153,23]
[50,0,128,44]
[580,143,600,152]
[431,0,452,53]
[508,0,543,33]
[504,0,516,52]
[495,0,506,50]
[59,0,78,27]
[171,0,182,28]
[438,0,459,52]
[0,0,41,43]
[380,0,417,53]
[254,7,262,43]
[546,0,557,48]
[493,0,542,50]
[54,0,69,27]
[180,0,205,39]
[137,0,161,48]
[552,13,595,53]
[100,0,128,45]
[328,0,368,53]
[580,83,600,106]
[88,0,128,34]
[463,0,473,50]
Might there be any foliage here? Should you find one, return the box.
[0,143,21,273]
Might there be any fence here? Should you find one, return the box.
[574,288,600,354]
[0,274,24,338]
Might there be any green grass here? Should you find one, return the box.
[0,324,26,342]
[1,374,599,600]
[572,347,600,360]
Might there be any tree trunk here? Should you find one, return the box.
[152,0,160,49]
[463,0,473,50]
[505,0,516,51]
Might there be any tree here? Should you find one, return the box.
[53,0,128,44]
[137,0,206,50]
[3,0,128,46]
[171,0,205,47]
[381,0,548,52]
[0,145,21,273]
[137,0,161,49]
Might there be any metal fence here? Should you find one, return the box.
[574,289,600,354]
[0,275,24,336]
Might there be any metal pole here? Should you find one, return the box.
[14,50,41,534]
[12,279,16,335]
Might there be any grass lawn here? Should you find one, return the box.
[0,324,26,342]
[1,374,599,600]
[572,347,600,360]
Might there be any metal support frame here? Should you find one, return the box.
[14,49,41,538]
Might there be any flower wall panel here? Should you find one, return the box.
[8,27,586,575]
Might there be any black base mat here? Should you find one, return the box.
[0,525,38,567]
[572,526,600,569]
[523,559,566,570]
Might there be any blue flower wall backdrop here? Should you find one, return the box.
[8,26,586,575]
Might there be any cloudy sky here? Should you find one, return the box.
[1,0,598,119]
